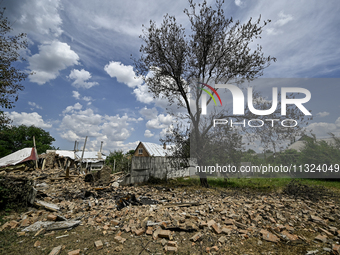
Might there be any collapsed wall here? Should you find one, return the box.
[0,175,35,210]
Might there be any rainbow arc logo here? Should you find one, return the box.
[198,82,222,115]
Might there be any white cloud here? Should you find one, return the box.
[336,117,340,127]
[235,0,244,7]
[144,129,154,138]
[160,125,173,138]
[82,96,92,102]
[28,101,42,110]
[59,105,139,151]
[72,91,80,99]
[266,11,293,36]
[266,28,281,36]
[306,117,340,137]
[28,41,80,85]
[68,69,98,89]
[5,111,52,128]
[6,0,63,38]
[62,102,83,114]
[60,130,80,141]
[104,61,143,88]
[316,111,330,118]
[275,11,294,27]
[139,107,158,120]
[146,114,173,129]
[133,84,154,104]
[72,91,93,102]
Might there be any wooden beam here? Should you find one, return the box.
[33,136,38,169]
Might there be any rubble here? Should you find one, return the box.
[0,176,35,209]
[0,160,340,254]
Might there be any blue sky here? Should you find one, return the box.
[2,0,340,153]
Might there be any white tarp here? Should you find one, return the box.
[0,148,36,167]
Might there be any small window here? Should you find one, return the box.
[138,148,143,155]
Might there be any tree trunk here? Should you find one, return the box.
[199,171,209,188]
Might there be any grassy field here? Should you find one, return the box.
[171,176,340,192]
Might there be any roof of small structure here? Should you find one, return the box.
[75,151,106,163]
[45,150,106,163]
[138,142,173,157]
[0,148,37,168]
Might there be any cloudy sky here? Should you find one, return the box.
[2,0,340,153]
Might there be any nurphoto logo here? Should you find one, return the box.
[200,83,312,128]
[200,83,311,116]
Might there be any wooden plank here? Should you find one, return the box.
[33,136,38,169]
[162,202,201,208]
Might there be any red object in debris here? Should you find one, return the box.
[0,148,37,168]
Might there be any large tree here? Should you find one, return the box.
[135,0,307,187]
[0,7,29,125]
[0,125,55,157]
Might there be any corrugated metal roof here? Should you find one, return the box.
[0,148,36,167]
[75,151,106,162]
[45,150,106,163]
[142,142,173,157]
[55,150,75,159]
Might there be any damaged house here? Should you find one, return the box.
[42,150,106,172]
[124,142,195,184]
[0,148,37,171]
[75,151,106,171]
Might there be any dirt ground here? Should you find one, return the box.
[0,183,339,255]
[0,224,335,255]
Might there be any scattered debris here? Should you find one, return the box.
[0,156,340,254]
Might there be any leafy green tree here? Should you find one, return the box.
[0,125,55,157]
[126,149,135,156]
[242,150,263,166]
[105,150,132,173]
[0,8,29,125]
[298,135,340,166]
[134,0,277,187]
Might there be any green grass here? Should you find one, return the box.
[172,177,340,192]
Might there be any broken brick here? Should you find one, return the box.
[94,240,103,250]
[281,230,298,242]
[158,230,171,239]
[47,214,57,221]
[49,246,62,255]
[222,227,232,235]
[314,234,327,243]
[260,229,280,243]
[164,246,178,253]
[135,228,145,236]
[190,232,203,242]
[20,218,30,227]
[211,223,222,234]
[146,226,153,235]
[114,235,126,244]
[68,249,81,255]
[9,220,19,229]
[333,244,340,255]
[167,241,177,247]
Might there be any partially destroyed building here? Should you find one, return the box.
[42,150,107,172]
[123,142,195,184]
